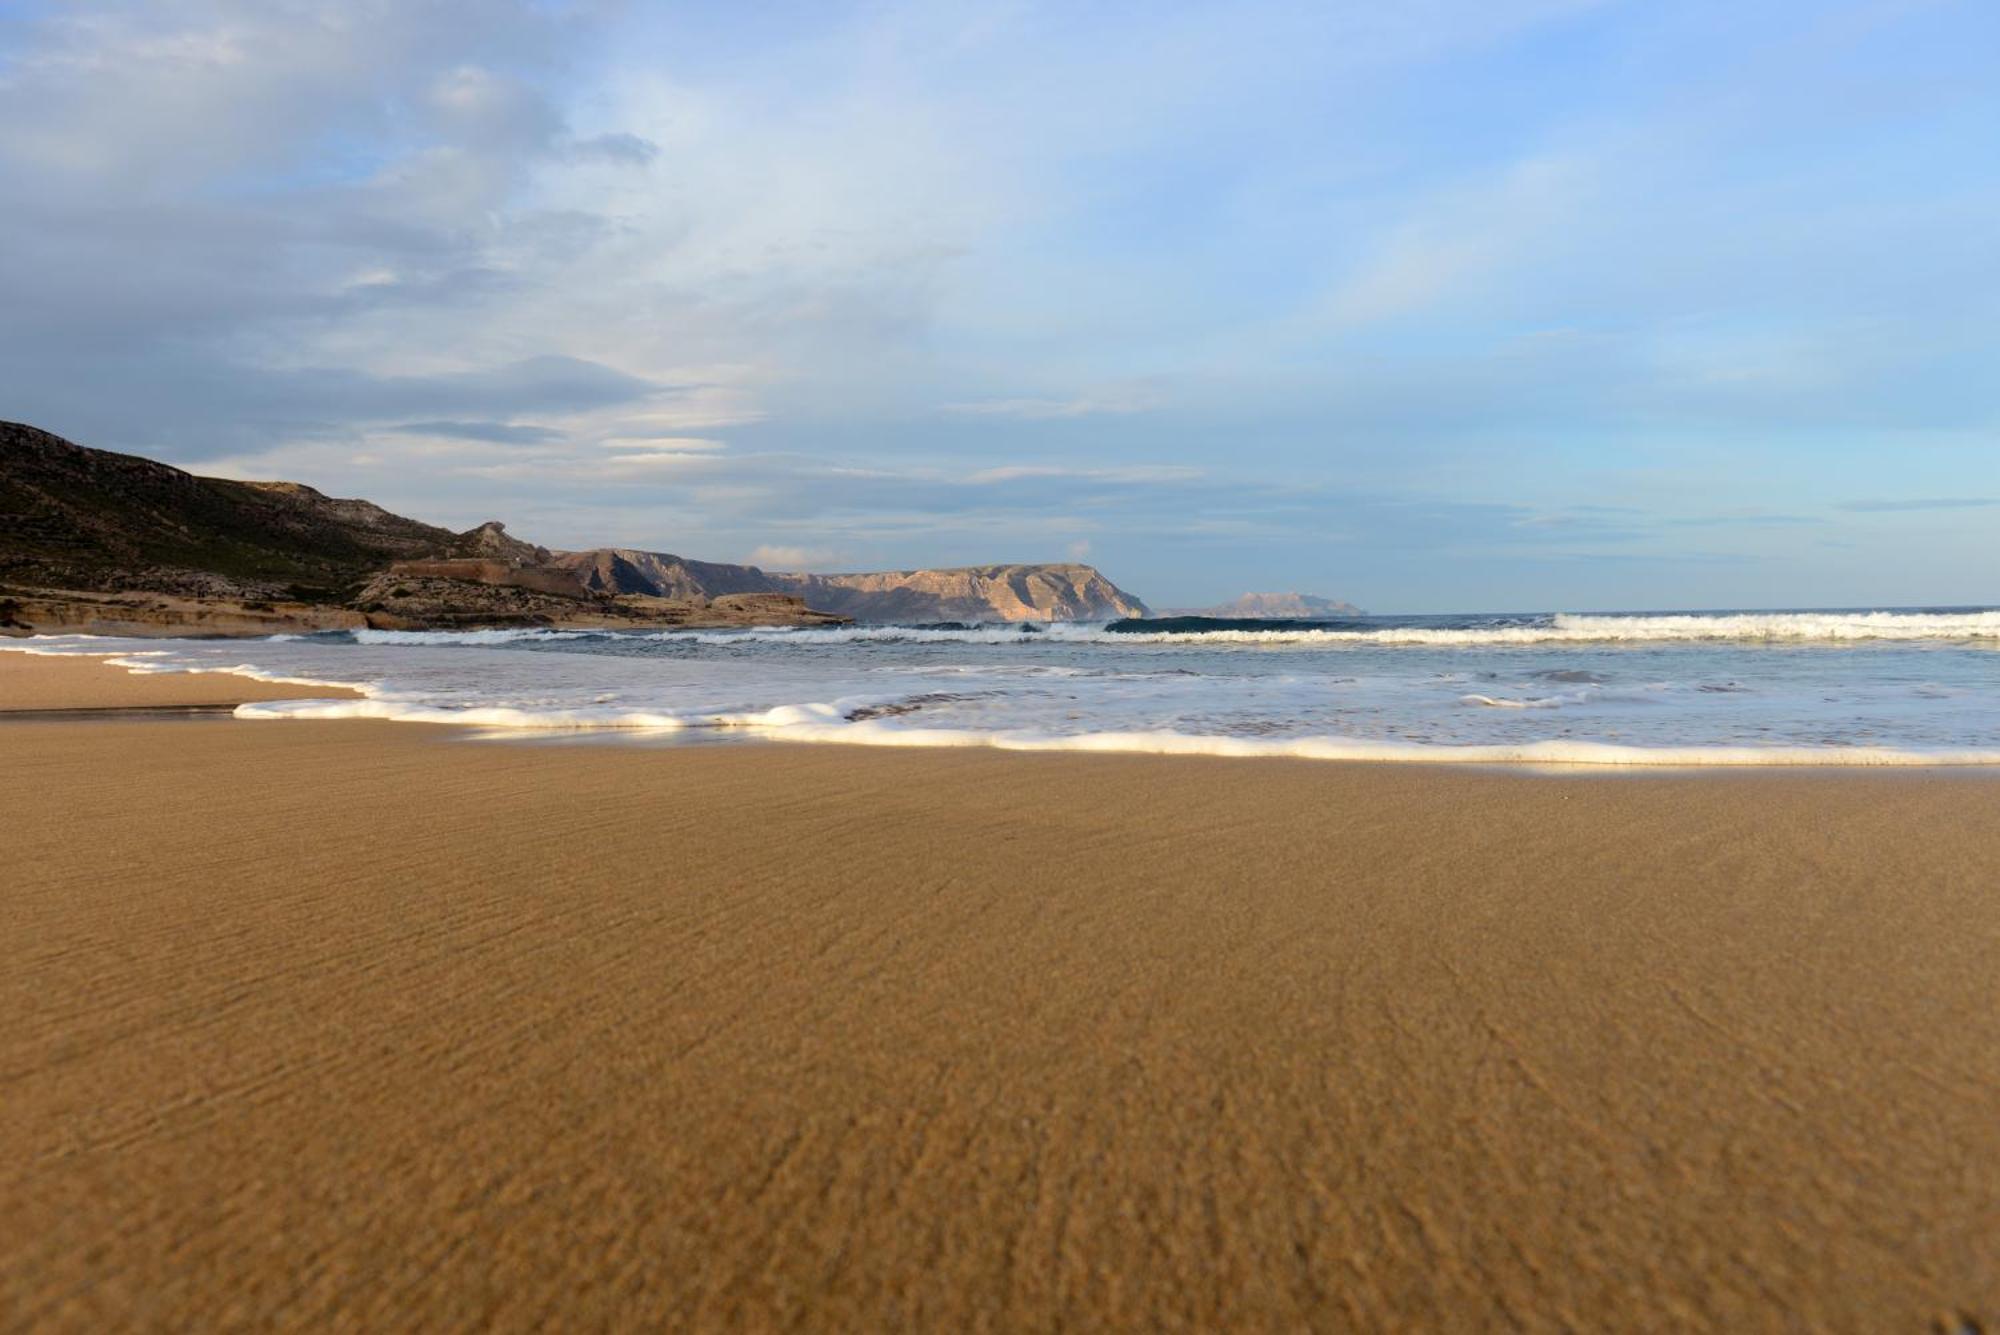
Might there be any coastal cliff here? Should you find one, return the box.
[1,422,1149,633]
[553,549,1148,622]
[0,422,846,634]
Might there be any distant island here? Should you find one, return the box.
[0,422,1148,635]
[1155,592,1364,619]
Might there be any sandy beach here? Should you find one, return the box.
[3,652,1997,1331]
[0,650,362,712]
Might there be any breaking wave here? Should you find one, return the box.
[351,627,599,646]
[228,689,2000,765]
[1102,609,2000,645]
[267,609,2000,652]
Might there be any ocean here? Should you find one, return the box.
[17,607,2000,765]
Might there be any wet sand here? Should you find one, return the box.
[0,649,360,711]
[3,653,1998,1330]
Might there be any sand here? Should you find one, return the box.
[0,650,360,711]
[3,654,1998,1331]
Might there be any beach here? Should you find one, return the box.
[4,652,1998,1330]
[0,650,363,712]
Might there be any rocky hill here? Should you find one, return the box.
[0,423,843,633]
[1156,592,1363,619]
[0,420,474,601]
[552,549,1148,622]
[1,422,1149,632]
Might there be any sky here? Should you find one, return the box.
[1,0,1996,612]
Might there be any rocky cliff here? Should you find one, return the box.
[2,421,1148,633]
[0,423,848,634]
[551,549,1148,622]
[772,564,1147,622]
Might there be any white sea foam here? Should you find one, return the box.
[761,721,2000,766]
[679,624,1060,646]
[342,608,2000,649]
[1099,609,2000,646]
[233,692,904,732]
[0,638,366,695]
[351,627,597,646]
[224,689,2000,765]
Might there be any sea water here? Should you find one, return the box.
[12,607,2000,765]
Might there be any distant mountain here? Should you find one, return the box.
[1156,592,1363,619]
[0,422,1149,632]
[553,548,1149,622]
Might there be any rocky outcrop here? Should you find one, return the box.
[1156,592,1363,619]
[554,548,780,603]
[0,587,368,637]
[383,559,592,600]
[347,573,844,632]
[453,520,550,565]
[550,550,1148,622]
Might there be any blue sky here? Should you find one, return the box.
[2,0,1996,611]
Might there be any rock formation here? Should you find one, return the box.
[1,421,1151,633]
[0,422,847,634]
[550,549,1148,622]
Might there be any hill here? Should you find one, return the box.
[0,421,483,601]
[0,423,1149,631]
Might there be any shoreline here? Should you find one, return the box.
[0,645,363,712]
[8,644,2000,770]
[5,707,1998,1327]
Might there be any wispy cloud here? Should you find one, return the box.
[1838,498,2000,513]
[966,464,1202,485]
[396,420,565,445]
[1316,156,1588,330]
[942,391,1160,419]
[598,436,728,452]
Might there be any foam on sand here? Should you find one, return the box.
[232,690,2000,766]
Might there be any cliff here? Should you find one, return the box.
[1,421,1148,633]
[552,550,1149,622]
[0,423,848,634]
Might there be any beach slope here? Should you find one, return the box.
[2,658,1997,1330]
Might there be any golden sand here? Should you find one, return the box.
[2,653,1997,1330]
[0,649,360,711]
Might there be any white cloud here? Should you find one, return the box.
[747,544,841,570]
[593,451,719,473]
[598,436,727,452]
